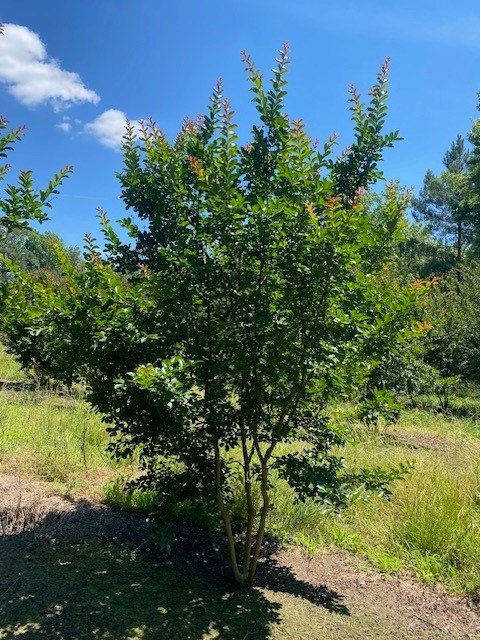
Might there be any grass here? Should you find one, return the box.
[0,344,28,380]
[266,409,480,598]
[0,391,117,488]
[333,435,479,596]
[103,475,159,513]
[1,346,479,599]
[0,348,128,494]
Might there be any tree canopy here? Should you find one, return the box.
[0,227,81,279]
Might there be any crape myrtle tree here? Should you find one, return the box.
[0,23,72,372]
[0,109,72,372]
[3,47,423,586]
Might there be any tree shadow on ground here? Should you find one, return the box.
[0,497,349,639]
[0,379,36,391]
[256,553,349,616]
[436,404,480,426]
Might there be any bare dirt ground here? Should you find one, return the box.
[1,473,479,640]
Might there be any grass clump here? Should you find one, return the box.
[103,476,159,513]
[391,452,480,592]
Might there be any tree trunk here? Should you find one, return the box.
[456,221,462,293]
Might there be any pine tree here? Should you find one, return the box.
[412,136,475,266]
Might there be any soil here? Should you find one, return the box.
[388,430,457,452]
[1,473,479,640]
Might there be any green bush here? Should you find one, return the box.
[423,262,480,379]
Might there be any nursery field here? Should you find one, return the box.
[1,346,479,639]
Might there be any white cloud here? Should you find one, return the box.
[0,23,100,110]
[56,116,72,133]
[84,109,142,150]
[56,121,71,132]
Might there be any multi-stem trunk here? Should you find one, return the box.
[214,439,272,587]
[217,488,269,586]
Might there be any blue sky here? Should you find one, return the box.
[1,0,480,247]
